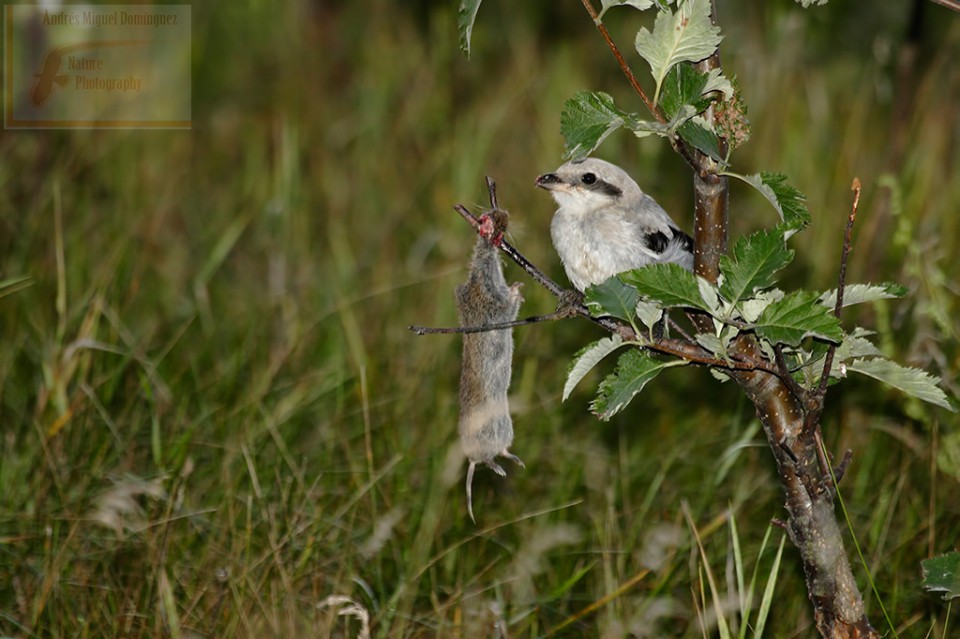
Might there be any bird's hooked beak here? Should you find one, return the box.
[535,172,564,191]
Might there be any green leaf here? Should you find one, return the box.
[739,289,784,323]
[560,91,699,159]
[598,0,655,22]
[634,299,664,333]
[585,276,641,322]
[701,68,734,100]
[695,332,727,358]
[846,358,956,412]
[561,91,631,160]
[829,331,883,374]
[719,229,794,307]
[921,552,960,601]
[818,282,908,310]
[726,172,811,238]
[659,65,732,120]
[677,118,722,161]
[659,64,713,119]
[754,291,843,347]
[657,65,731,161]
[697,276,720,314]
[564,335,625,402]
[634,0,723,107]
[591,349,686,420]
[619,263,709,310]
[457,0,483,58]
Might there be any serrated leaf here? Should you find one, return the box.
[678,118,722,160]
[561,91,698,159]
[660,65,732,122]
[739,289,784,323]
[561,91,630,160]
[697,276,720,314]
[598,0,656,21]
[847,358,956,411]
[701,68,734,100]
[457,0,484,58]
[634,0,723,107]
[564,335,625,402]
[830,333,883,373]
[726,172,811,238]
[761,172,811,236]
[634,299,663,332]
[921,552,960,600]
[659,64,714,119]
[719,229,794,307]
[619,263,709,310]
[591,349,686,420]
[818,282,908,310]
[802,329,882,381]
[754,291,843,347]
[585,276,641,322]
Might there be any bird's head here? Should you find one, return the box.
[535,157,642,215]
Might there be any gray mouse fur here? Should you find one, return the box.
[454,209,524,522]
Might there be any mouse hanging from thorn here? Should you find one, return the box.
[454,182,525,523]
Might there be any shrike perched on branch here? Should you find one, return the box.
[536,158,694,291]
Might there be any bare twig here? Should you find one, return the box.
[816,177,861,397]
[801,178,862,441]
[486,175,499,210]
[409,312,567,335]
[834,449,853,484]
[773,344,811,406]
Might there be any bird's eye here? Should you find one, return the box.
[581,173,597,185]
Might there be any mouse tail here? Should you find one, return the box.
[466,461,477,523]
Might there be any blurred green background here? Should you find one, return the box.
[1,0,958,636]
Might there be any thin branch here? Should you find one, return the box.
[816,178,861,398]
[578,0,701,173]
[667,316,693,342]
[833,449,853,484]
[486,175,499,210]
[579,0,659,120]
[409,312,568,335]
[800,178,861,440]
[774,344,811,406]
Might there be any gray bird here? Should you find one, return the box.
[535,158,694,292]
